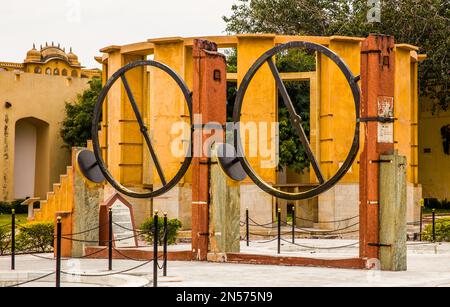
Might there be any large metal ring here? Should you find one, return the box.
[233,41,360,200]
[92,60,193,199]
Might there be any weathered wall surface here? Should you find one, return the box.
[0,70,89,201]
[419,97,450,200]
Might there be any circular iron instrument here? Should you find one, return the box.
[77,149,106,184]
[233,41,361,200]
[92,60,193,199]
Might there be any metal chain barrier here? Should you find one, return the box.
[7,272,56,288]
[281,238,359,250]
[60,260,153,277]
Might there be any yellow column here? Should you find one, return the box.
[149,38,187,185]
[104,48,146,187]
[237,35,277,184]
[316,38,362,183]
[104,47,122,183]
[120,54,146,186]
[394,47,413,184]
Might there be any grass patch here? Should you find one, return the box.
[0,214,28,226]
[423,208,450,217]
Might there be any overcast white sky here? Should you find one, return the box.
[0,0,237,68]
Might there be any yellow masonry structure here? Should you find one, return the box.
[98,35,423,229]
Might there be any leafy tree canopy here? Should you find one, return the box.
[224,0,449,109]
[60,77,102,148]
[224,0,449,172]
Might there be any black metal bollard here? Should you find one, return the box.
[292,207,296,244]
[432,209,436,242]
[246,208,249,247]
[56,216,62,288]
[163,213,168,277]
[108,208,113,271]
[11,209,15,270]
[153,211,159,287]
[277,209,281,255]
[419,205,423,241]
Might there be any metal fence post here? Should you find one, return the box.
[277,208,281,255]
[432,209,436,242]
[163,213,168,277]
[153,211,159,287]
[108,208,113,271]
[11,209,15,270]
[246,208,249,247]
[56,216,62,288]
[292,207,296,244]
[419,205,423,241]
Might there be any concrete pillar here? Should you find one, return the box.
[379,154,407,271]
[71,148,104,257]
[209,154,241,255]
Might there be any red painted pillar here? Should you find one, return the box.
[191,40,227,261]
[359,34,396,261]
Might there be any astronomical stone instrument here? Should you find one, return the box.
[91,60,193,199]
[91,42,360,201]
[231,41,361,200]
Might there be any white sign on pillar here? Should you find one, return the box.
[111,198,137,248]
[377,96,394,144]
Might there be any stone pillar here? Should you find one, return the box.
[209,154,241,255]
[379,154,407,271]
[71,148,104,257]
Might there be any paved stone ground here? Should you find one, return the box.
[1,240,449,287]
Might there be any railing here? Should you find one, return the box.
[1,210,169,288]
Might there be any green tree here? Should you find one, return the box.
[224,0,449,172]
[224,0,449,108]
[60,77,102,148]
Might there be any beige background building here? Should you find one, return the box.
[419,94,450,201]
[0,44,100,201]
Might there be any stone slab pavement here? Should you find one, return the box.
[0,240,449,287]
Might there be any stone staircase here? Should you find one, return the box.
[33,166,74,222]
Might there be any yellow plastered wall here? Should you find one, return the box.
[33,165,73,222]
[419,97,450,199]
[0,71,89,202]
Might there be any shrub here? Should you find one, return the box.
[0,226,11,255]
[140,217,182,245]
[424,198,450,210]
[422,218,450,242]
[16,222,54,253]
[0,200,28,214]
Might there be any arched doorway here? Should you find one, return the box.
[14,118,49,199]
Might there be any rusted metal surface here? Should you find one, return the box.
[191,39,227,261]
[359,34,396,260]
[224,253,367,269]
